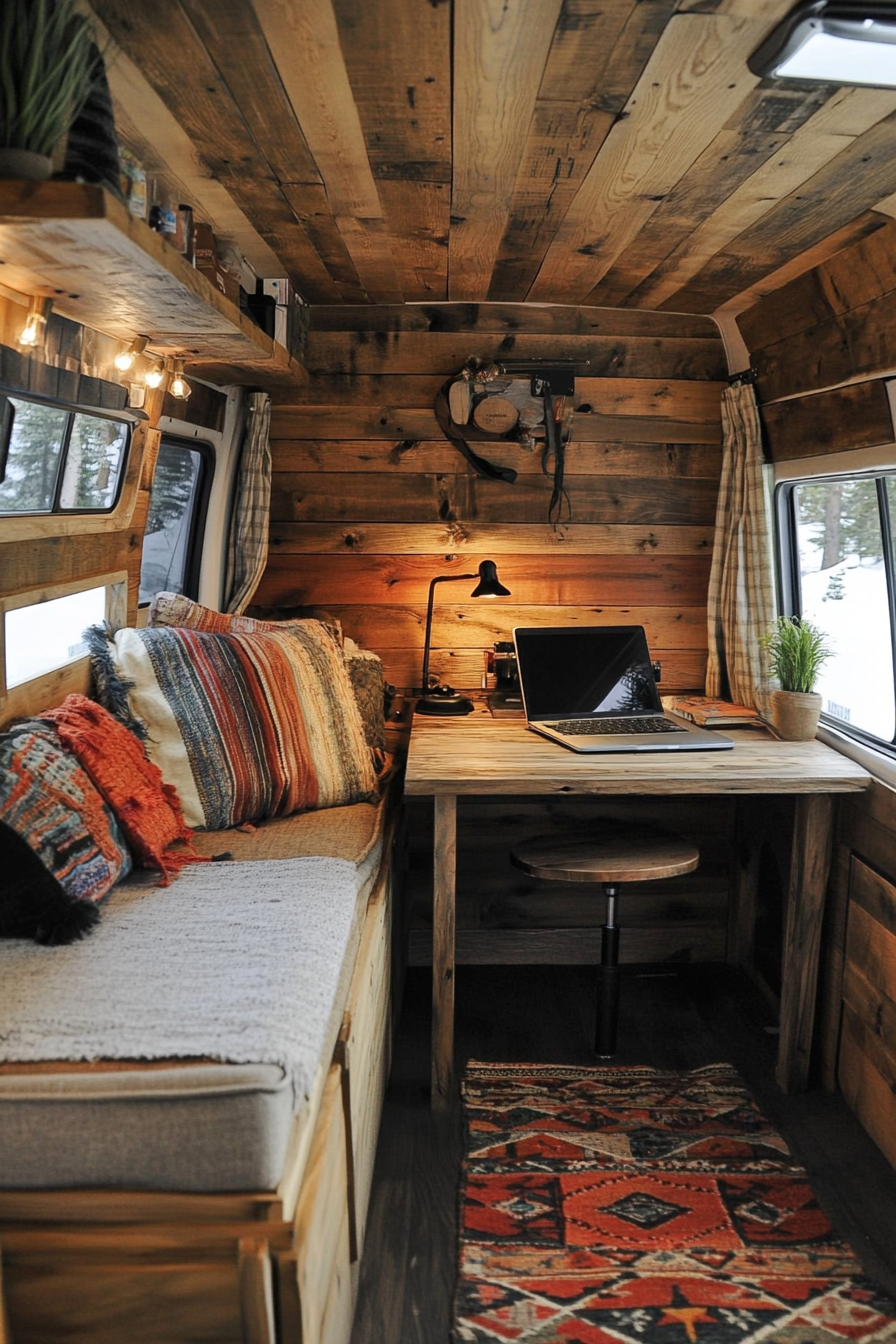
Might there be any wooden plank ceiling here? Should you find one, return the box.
[89,0,896,314]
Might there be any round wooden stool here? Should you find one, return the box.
[510,822,700,1058]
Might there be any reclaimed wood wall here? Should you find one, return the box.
[736,220,896,1160]
[262,302,734,966]
[260,303,726,694]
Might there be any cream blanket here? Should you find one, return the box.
[0,857,362,1111]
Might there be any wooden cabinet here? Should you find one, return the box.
[840,855,896,1170]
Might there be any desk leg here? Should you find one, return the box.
[432,793,457,1111]
[776,794,834,1094]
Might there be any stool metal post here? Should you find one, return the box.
[510,823,700,1061]
[596,883,621,1057]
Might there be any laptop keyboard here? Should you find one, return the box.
[552,716,686,736]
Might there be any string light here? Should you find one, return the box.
[19,296,53,348]
[114,335,148,372]
[168,356,191,400]
[143,361,165,389]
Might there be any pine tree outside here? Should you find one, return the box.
[792,476,895,743]
[139,440,208,603]
[0,396,129,514]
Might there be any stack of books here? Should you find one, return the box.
[661,695,762,728]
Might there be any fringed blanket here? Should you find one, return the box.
[0,857,362,1111]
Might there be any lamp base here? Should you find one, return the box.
[415,684,475,716]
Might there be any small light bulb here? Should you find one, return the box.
[114,335,148,373]
[19,296,52,348]
[144,363,164,389]
[19,317,41,347]
[168,356,191,400]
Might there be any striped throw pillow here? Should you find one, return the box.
[89,624,377,831]
[147,593,387,751]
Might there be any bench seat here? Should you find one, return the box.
[0,795,386,1195]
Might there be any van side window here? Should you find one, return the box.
[1,574,128,708]
[0,393,130,515]
[139,437,213,604]
[779,472,896,749]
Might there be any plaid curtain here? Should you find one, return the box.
[224,391,272,615]
[705,381,777,714]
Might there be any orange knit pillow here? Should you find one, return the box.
[40,695,205,885]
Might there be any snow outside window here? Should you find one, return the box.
[782,472,896,751]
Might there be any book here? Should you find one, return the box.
[661,695,762,727]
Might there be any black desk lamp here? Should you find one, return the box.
[417,560,510,716]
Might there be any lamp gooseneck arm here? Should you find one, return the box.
[421,573,476,693]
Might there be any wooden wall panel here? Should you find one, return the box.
[303,331,725,379]
[761,381,893,463]
[262,301,725,961]
[264,303,723,698]
[841,857,896,1170]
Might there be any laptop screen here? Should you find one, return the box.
[513,626,663,720]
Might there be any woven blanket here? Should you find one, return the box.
[456,1061,896,1343]
[0,857,362,1111]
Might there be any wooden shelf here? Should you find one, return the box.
[0,181,307,386]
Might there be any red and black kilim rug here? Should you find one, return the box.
[455,1062,896,1343]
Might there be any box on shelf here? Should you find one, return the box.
[194,222,231,301]
[262,278,294,306]
[119,147,147,220]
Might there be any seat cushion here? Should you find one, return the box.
[0,840,384,1191]
[0,1061,294,1191]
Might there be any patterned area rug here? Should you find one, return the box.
[455,1062,896,1343]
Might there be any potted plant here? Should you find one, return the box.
[760,615,832,741]
[0,0,95,181]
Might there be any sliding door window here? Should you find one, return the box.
[138,437,213,604]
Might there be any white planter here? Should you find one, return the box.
[771,690,822,741]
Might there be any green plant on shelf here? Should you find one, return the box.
[0,0,95,156]
[760,615,832,694]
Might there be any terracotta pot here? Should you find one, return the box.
[770,690,822,741]
[0,148,53,180]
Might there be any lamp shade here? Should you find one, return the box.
[470,560,510,598]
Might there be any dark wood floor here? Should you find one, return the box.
[350,963,896,1344]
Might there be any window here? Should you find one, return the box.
[139,437,213,604]
[778,471,896,750]
[0,393,130,515]
[0,574,128,704]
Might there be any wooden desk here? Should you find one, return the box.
[404,709,871,1109]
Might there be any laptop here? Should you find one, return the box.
[513,625,734,754]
